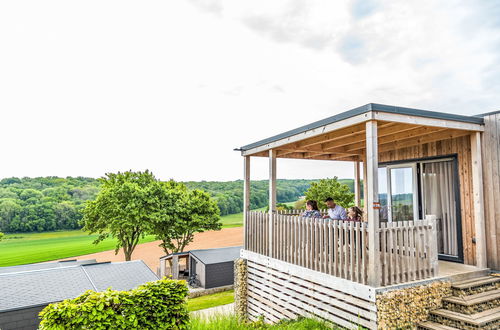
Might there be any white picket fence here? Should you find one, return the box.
[245,211,437,286]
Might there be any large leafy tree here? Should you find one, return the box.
[82,170,168,261]
[304,177,354,210]
[153,181,221,255]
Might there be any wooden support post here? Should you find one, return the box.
[354,161,361,207]
[269,149,277,257]
[363,160,368,213]
[471,132,487,268]
[159,258,165,278]
[244,156,251,250]
[366,121,381,287]
[172,255,179,280]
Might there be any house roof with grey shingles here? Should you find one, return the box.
[189,246,242,265]
[237,103,486,151]
[0,259,97,274]
[0,260,159,313]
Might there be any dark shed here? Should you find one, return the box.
[189,246,242,289]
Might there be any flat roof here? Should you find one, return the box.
[238,103,485,152]
[189,246,242,265]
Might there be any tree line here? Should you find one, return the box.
[0,177,100,233]
[0,176,357,233]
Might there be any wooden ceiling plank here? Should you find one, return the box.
[321,123,421,152]
[343,126,448,152]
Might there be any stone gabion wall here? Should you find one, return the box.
[376,280,451,329]
[234,258,248,320]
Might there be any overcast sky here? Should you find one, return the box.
[0,1,499,182]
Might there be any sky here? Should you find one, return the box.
[0,1,499,182]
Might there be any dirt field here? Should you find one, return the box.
[58,227,243,272]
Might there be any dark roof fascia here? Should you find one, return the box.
[238,104,370,151]
[238,103,485,152]
[476,109,500,117]
[159,251,190,261]
[0,302,55,314]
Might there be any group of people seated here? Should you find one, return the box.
[301,197,363,222]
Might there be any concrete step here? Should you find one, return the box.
[429,306,500,329]
[417,321,459,330]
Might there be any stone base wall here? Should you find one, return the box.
[234,258,248,320]
[376,281,451,329]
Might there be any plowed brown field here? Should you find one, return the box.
[58,227,243,272]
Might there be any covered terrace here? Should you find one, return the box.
[236,103,486,287]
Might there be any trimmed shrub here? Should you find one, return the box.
[39,278,189,330]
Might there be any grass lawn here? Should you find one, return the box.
[187,289,235,312]
[0,230,157,267]
[220,212,244,228]
[220,205,269,228]
[189,315,334,329]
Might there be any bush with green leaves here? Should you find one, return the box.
[304,177,354,210]
[39,278,189,330]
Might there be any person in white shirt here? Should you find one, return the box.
[323,197,347,220]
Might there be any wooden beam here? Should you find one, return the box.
[269,149,277,257]
[244,156,251,250]
[303,151,359,159]
[471,132,487,268]
[354,161,361,206]
[373,112,484,132]
[274,152,359,161]
[365,121,380,287]
[377,129,471,153]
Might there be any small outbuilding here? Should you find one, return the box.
[159,246,242,289]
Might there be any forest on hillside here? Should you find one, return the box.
[0,177,355,233]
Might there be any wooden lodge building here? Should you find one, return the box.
[234,104,500,329]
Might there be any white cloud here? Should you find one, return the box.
[0,1,498,181]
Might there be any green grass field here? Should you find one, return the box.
[187,289,234,312]
[0,230,159,267]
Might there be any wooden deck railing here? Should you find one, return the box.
[379,220,438,286]
[245,211,438,287]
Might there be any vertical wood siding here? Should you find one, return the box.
[482,114,500,270]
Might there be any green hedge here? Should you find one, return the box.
[39,278,189,330]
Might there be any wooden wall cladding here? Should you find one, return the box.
[481,114,500,270]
